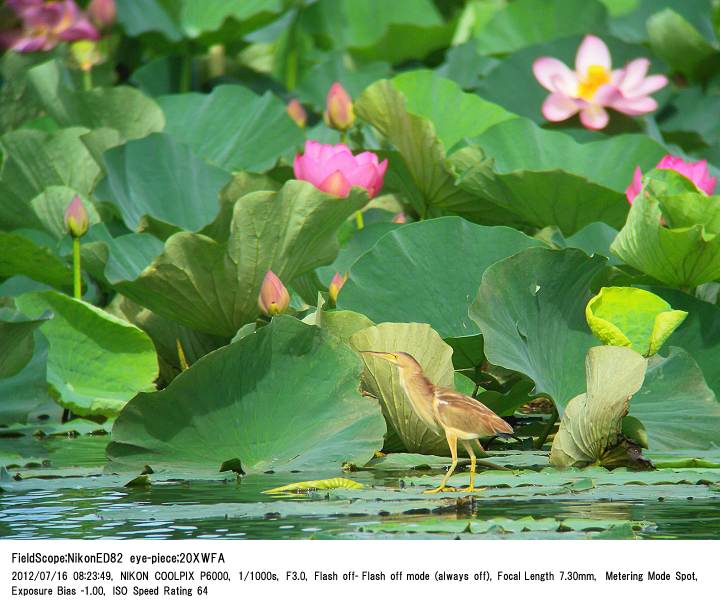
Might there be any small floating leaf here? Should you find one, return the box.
[263,477,365,494]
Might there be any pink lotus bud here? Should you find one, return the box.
[293,141,388,199]
[257,270,290,316]
[392,212,407,224]
[287,98,307,129]
[626,155,717,204]
[88,0,115,29]
[70,39,102,72]
[328,272,348,304]
[324,82,355,131]
[64,195,89,238]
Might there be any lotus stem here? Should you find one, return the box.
[535,407,558,449]
[82,68,92,91]
[72,237,82,300]
[355,211,364,230]
[180,52,191,92]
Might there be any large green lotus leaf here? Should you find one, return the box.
[350,323,453,455]
[560,222,621,264]
[470,248,606,413]
[647,8,719,81]
[658,87,720,149]
[0,333,55,426]
[0,128,100,231]
[632,348,720,450]
[26,60,164,141]
[304,0,452,64]
[112,181,367,337]
[296,52,391,110]
[158,85,304,172]
[116,0,281,40]
[338,217,541,338]
[16,291,158,417]
[586,287,687,356]
[110,296,229,385]
[474,0,609,55]
[611,188,720,287]
[450,119,666,235]
[179,0,282,37]
[390,70,514,152]
[0,231,73,290]
[316,222,400,287]
[107,316,385,473]
[550,346,648,468]
[94,133,230,234]
[354,79,516,224]
[80,224,165,287]
[651,288,720,398]
[0,308,50,379]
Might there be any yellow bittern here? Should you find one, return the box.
[361,351,513,493]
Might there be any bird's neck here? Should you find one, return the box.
[398,367,439,431]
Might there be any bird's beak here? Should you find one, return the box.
[359,350,398,364]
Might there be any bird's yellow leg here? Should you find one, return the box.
[425,433,458,494]
[460,440,479,492]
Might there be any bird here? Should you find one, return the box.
[360,351,514,493]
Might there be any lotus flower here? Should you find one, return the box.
[328,272,347,304]
[1,0,98,52]
[324,82,355,131]
[293,141,387,198]
[533,35,667,130]
[286,98,307,129]
[626,155,717,203]
[64,195,89,238]
[88,0,115,29]
[258,270,290,317]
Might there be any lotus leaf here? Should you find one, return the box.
[107,316,386,474]
[586,287,687,356]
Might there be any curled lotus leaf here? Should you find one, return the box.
[586,287,688,357]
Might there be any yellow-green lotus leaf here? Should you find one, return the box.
[586,287,688,357]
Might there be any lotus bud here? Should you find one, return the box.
[328,272,347,304]
[88,0,116,29]
[70,39,102,72]
[258,270,290,316]
[287,98,307,129]
[392,212,407,224]
[64,195,89,238]
[324,82,355,131]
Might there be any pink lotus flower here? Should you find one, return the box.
[293,141,387,198]
[626,155,717,203]
[257,270,290,317]
[1,0,98,53]
[324,82,355,132]
[533,35,667,130]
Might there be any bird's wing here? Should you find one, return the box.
[434,388,514,436]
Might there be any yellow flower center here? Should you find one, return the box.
[577,65,610,100]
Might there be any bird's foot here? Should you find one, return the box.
[459,485,483,493]
[423,485,449,494]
